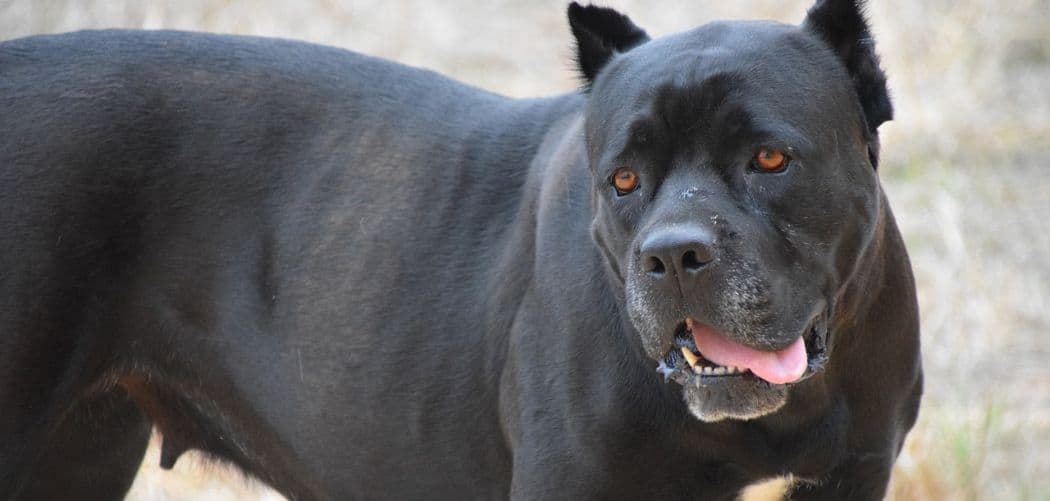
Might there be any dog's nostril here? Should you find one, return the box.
[682,250,701,271]
[681,247,713,272]
[645,256,666,275]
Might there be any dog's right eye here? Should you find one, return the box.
[753,148,789,172]
[612,167,640,195]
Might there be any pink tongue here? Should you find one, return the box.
[689,320,808,385]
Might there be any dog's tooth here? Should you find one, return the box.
[701,366,713,375]
[711,366,726,376]
[680,347,700,368]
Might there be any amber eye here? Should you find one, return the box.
[754,148,788,172]
[612,167,640,195]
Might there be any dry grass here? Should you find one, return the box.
[2,1,1047,499]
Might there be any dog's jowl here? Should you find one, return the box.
[0,1,921,499]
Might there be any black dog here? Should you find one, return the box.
[0,1,922,499]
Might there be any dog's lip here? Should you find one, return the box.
[656,310,830,387]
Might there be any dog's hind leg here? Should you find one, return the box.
[0,294,147,499]
[12,390,151,501]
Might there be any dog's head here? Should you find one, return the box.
[570,0,891,422]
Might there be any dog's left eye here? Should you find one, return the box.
[611,167,640,195]
[753,148,789,172]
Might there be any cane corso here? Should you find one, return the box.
[0,0,922,499]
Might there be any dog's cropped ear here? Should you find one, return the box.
[803,0,892,136]
[568,2,650,87]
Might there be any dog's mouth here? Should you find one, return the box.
[656,313,829,388]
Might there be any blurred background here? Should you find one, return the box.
[2,0,1047,499]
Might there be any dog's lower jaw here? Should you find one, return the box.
[682,379,789,422]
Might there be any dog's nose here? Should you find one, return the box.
[639,226,716,284]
